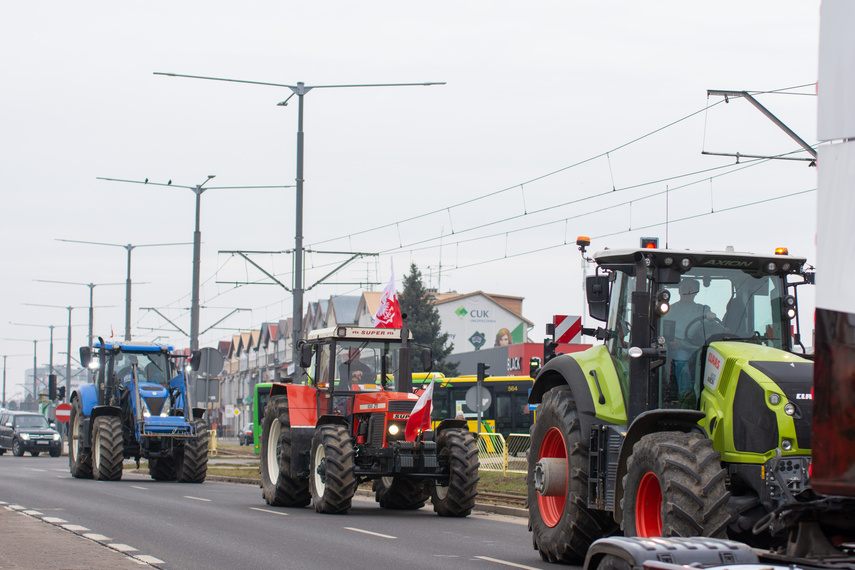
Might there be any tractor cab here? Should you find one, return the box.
[589,247,811,415]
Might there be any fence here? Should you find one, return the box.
[476,433,530,474]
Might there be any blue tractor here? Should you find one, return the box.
[69,338,209,483]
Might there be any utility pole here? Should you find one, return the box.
[155,71,444,368]
[96,176,291,351]
[34,280,123,351]
[22,304,88,400]
[56,239,190,341]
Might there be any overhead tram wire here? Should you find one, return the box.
[309,81,816,251]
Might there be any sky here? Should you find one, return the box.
[0,1,821,403]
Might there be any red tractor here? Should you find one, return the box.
[259,324,479,515]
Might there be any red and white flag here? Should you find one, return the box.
[405,379,434,442]
[373,262,402,328]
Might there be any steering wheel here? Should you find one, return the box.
[684,315,726,346]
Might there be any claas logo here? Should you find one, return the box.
[640,237,659,249]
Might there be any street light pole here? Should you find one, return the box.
[154,72,445,362]
[22,304,87,399]
[56,239,191,341]
[96,176,292,351]
[34,280,124,351]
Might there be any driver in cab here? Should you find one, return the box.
[339,348,372,388]
[662,278,716,404]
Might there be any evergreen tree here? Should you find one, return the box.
[398,262,458,376]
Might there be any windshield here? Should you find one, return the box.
[15,415,49,429]
[334,340,402,392]
[659,267,788,349]
[112,351,172,385]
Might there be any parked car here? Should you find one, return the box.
[238,423,253,446]
[0,411,62,457]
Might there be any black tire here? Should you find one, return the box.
[260,395,310,507]
[149,457,177,481]
[69,398,93,478]
[0,449,6,455]
[176,420,208,483]
[92,415,124,481]
[310,424,357,514]
[621,431,730,538]
[49,448,61,458]
[430,428,479,517]
[12,438,25,457]
[528,386,617,564]
[373,476,429,510]
[31,451,40,457]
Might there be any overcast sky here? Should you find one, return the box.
[0,1,820,401]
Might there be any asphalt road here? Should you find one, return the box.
[0,455,563,570]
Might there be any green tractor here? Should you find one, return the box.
[527,241,816,563]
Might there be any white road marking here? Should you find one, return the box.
[62,524,90,532]
[344,527,397,539]
[109,543,139,553]
[135,555,165,564]
[7,504,24,510]
[130,485,147,490]
[51,469,67,472]
[29,468,46,472]
[184,495,211,502]
[249,507,289,516]
[475,556,541,569]
[43,516,68,523]
[0,501,7,505]
[23,510,43,515]
[83,533,111,541]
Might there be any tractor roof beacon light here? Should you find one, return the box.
[775,247,789,255]
[640,237,659,249]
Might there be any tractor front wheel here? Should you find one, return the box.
[430,428,479,517]
[149,457,177,481]
[260,395,311,507]
[69,398,93,478]
[92,415,124,481]
[621,431,730,538]
[373,476,429,510]
[528,386,617,564]
[176,419,208,483]
[310,424,356,514]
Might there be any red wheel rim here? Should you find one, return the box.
[636,471,663,537]
[537,427,568,527]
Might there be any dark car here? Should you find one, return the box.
[0,411,62,457]
[238,422,253,446]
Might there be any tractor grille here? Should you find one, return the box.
[388,400,416,413]
[749,361,813,450]
[368,414,385,446]
[732,371,778,453]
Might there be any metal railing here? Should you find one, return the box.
[476,433,530,474]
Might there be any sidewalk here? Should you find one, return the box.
[0,506,155,569]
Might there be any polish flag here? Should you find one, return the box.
[373,262,402,328]
[405,379,434,442]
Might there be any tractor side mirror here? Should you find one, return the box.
[189,350,202,371]
[421,347,433,373]
[79,347,91,369]
[300,344,314,368]
[586,274,610,322]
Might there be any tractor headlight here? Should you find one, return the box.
[783,295,797,320]
[784,403,796,416]
[88,359,100,370]
[388,424,400,436]
[655,289,671,315]
[769,393,781,406]
[781,439,793,451]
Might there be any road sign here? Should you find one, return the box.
[465,385,492,413]
[55,403,72,423]
[553,315,582,344]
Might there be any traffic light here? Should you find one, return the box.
[543,339,558,364]
[529,357,541,378]
[640,237,659,249]
[48,374,57,401]
[58,386,66,401]
[477,362,490,382]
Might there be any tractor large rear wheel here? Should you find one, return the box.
[528,386,617,564]
[430,428,479,517]
[373,476,429,510]
[310,424,357,514]
[69,398,93,479]
[621,431,730,538]
[92,415,123,481]
[260,395,311,507]
[176,420,208,483]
